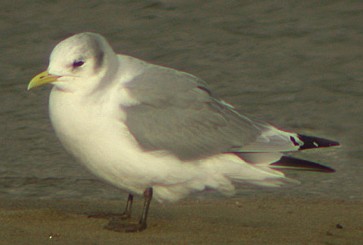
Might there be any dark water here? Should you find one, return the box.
[1,1,362,200]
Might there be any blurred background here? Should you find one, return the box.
[1,0,362,201]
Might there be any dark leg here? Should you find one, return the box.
[87,193,133,219]
[121,193,133,219]
[137,187,153,230]
[105,188,153,232]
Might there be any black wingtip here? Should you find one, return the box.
[271,156,335,173]
[298,134,340,150]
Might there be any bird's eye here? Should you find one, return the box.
[72,60,84,68]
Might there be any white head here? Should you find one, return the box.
[28,32,117,92]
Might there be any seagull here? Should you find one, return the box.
[28,32,339,232]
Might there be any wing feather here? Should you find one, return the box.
[121,65,338,161]
[123,66,260,160]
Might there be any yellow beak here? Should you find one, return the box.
[27,71,60,90]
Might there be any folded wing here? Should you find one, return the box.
[122,65,339,163]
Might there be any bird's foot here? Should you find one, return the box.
[104,218,146,232]
[87,211,131,220]
[87,212,119,219]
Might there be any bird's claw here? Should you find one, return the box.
[104,218,146,232]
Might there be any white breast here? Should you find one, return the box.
[48,85,201,197]
[49,87,146,193]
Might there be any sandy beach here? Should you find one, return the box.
[1,197,362,244]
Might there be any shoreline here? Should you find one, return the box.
[1,197,362,244]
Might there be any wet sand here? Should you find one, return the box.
[1,197,362,244]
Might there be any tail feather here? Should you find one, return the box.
[270,156,335,173]
[298,134,340,150]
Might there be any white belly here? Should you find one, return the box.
[48,87,205,199]
[49,88,153,194]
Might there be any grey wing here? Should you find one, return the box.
[123,66,262,160]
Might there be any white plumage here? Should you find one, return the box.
[28,32,338,231]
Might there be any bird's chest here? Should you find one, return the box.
[50,91,103,140]
[47,89,160,193]
[48,89,132,162]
